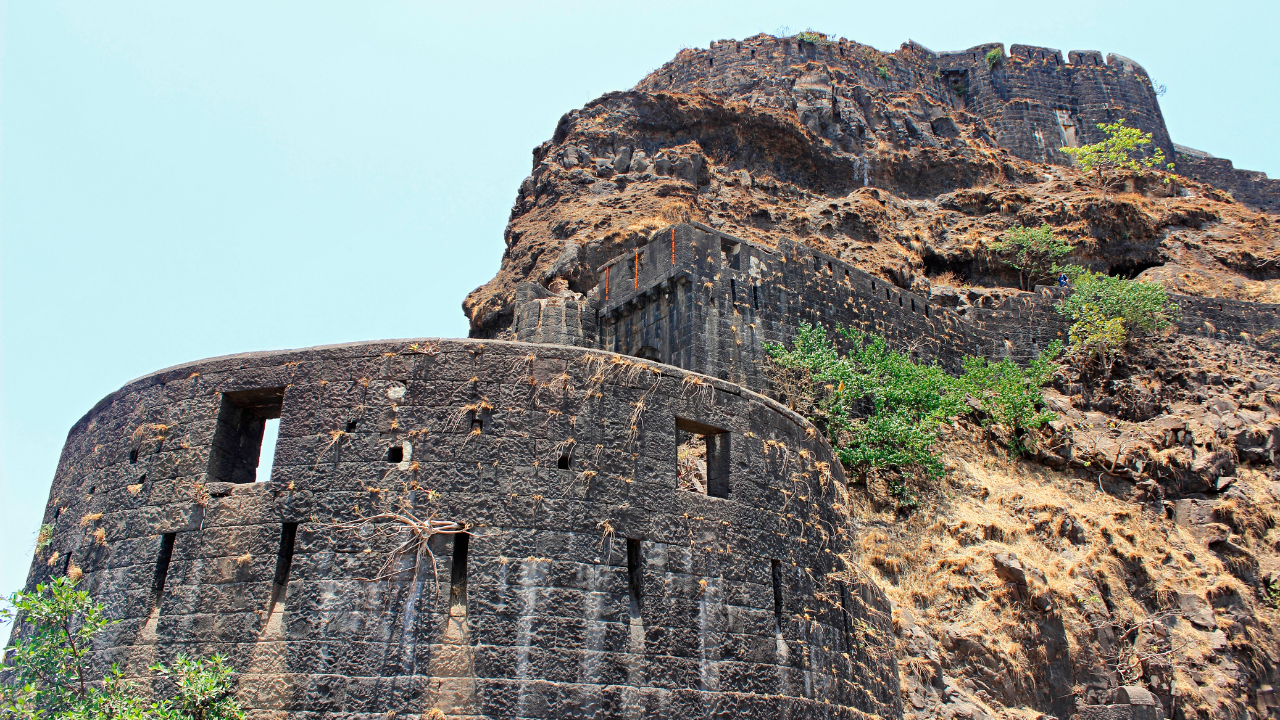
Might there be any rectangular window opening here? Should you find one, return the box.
[151,533,176,610]
[771,559,784,634]
[675,417,731,498]
[721,239,741,270]
[449,531,470,616]
[207,388,285,484]
[627,538,643,620]
[271,523,298,609]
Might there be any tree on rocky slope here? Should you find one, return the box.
[1061,118,1174,192]
[989,223,1075,290]
[0,577,244,720]
[1056,266,1179,374]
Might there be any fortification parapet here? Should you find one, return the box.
[1069,51,1105,67]
[592,223,1280,389]
[23,337,901,719]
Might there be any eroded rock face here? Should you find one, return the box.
[465,34,1279,340]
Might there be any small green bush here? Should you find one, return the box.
[988,224,1075,290]
[796,30,834,46]
[767,324,1062,509]
[1060,118,1176,190]
[1056,265,1179,366]
[985,48,1002,69]
[878,66,889,80]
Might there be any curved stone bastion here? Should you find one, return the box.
[23,338,901,720]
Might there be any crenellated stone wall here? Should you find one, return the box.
[637,34,1172,168]
[633,34,1277,213]
[591,223,1280,390]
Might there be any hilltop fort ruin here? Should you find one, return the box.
[16,33,1280,720]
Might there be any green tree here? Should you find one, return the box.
[0,577,111,717]
[1,578,244,720]
[1060,118,1175,191]
[988,224,1075,290]
[1056,265,1178,369]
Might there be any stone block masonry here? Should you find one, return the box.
[592,223,1280,391]
[23,338,901,719]
[636,34,1279,213]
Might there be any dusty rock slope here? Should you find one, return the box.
[845,332,1280,720]
[465,34,1278,338]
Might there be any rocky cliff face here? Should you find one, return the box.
[464,34,1278,340]
[465,32,1280,720]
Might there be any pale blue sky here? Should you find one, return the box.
[2,1,1276,645]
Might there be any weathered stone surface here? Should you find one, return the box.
[20,339,900,719]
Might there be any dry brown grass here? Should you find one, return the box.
[851,437,1263,714]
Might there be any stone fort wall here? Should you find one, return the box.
[636,34,1278,213]
[638,34,1172,168]
[22,338,900,720]
[513,224,1280,391]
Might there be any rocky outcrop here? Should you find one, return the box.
[465,34,1279,341]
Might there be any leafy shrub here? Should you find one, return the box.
[767,324,1061,509]
[1057,266,1179,368]
[1058,266,1178,335]
[1060,118,1175,190]
[988,223,1075,290]
[796,30,834,45]
[0,577,244,720]
[878,66,889,80]
[985,48,1002,69]
[959,343,1063,455]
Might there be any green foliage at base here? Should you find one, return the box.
[1,577,244,720]
[766,324,1062,509]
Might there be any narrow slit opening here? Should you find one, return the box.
[557,454,570,470]
[271,522,298,609]
[259,418,280,483]
[449,531,470,615]
[129,449,139,464]
[151,533,176,610]
[840,582,853,652]
[345,420,358,433]
[771,559,784,633]
[627,538,643,620]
